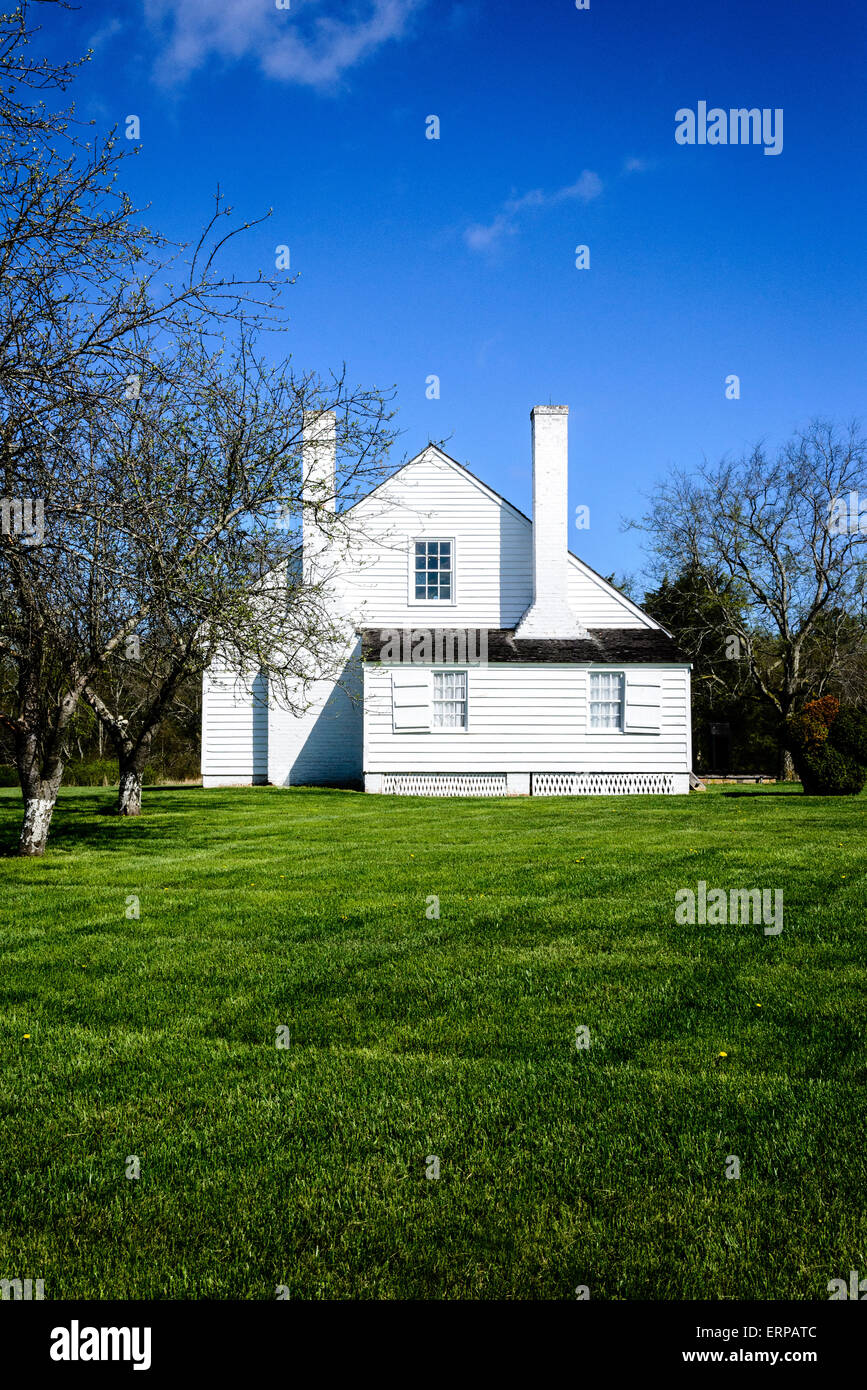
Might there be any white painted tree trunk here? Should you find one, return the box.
[19,796,57,856]
[117,769,143,817]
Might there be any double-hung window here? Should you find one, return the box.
[432,671,467,729]
[589,671,624,731]
[414,539,453,602]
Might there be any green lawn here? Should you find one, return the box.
[0,784,864,1300]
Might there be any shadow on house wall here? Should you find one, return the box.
[287,646,363,789]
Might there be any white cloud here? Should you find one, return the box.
[464,212,515,253]
[144,0,425,88]
[88,18,125,52]
[464,170,602,252]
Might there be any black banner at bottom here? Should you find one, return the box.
[1,1299,861,1378]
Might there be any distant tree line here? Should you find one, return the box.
[632,421,867,780]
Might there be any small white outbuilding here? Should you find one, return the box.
[202,405,692,794]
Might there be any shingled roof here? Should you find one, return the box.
[360,628,687,664]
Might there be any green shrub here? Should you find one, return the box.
[65,759,118,787]
[145,750,202,784]
[833,709,867,766]
[786,698,867,795]
[0,758,200,791]
[1,762,119,789]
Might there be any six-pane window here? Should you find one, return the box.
[414,539,452,601]
[432,671,467,728]
[589,671,624,730]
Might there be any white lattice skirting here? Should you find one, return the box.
[532,772,676,796]
[381,774,508,796]
[373,772,684,796]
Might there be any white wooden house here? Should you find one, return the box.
[201,405,692,794]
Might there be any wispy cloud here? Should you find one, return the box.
[144,0,426,88]
[623,156,653,173]
[88,18,125,52]
[464,170,602,252]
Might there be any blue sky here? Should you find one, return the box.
[42,0,866,588]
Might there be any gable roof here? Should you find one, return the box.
[351,443,663,633]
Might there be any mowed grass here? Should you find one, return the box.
[0,784,865,1300]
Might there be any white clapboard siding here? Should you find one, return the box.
[268,641,363,787]
[364,665,690,774]
[347,448,655,631]
[566,560,650,629]
[201,445,675,791]
[201,663,268,786]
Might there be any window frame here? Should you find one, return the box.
[431,668,469,732]
[587,668,625,734]
[407,536,457,607]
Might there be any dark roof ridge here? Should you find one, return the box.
[359,626,688,665]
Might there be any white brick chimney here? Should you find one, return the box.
[514,405,589,639]
[301,409,336,574]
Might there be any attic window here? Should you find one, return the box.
[414,539,453,601]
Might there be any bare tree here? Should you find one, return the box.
[76,338,396,816]
[0,4,291,852]
[83,635,204,817]
[2,321,396,847]
[630,421,867,778]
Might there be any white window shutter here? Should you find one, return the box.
[391,669,432,732]
[624,672,662,734]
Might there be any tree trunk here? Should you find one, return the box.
[777,746,796,782]
[18,783,61,856]
[15,720,66,855]
[115,735,153,816]
[116,765,143,817]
